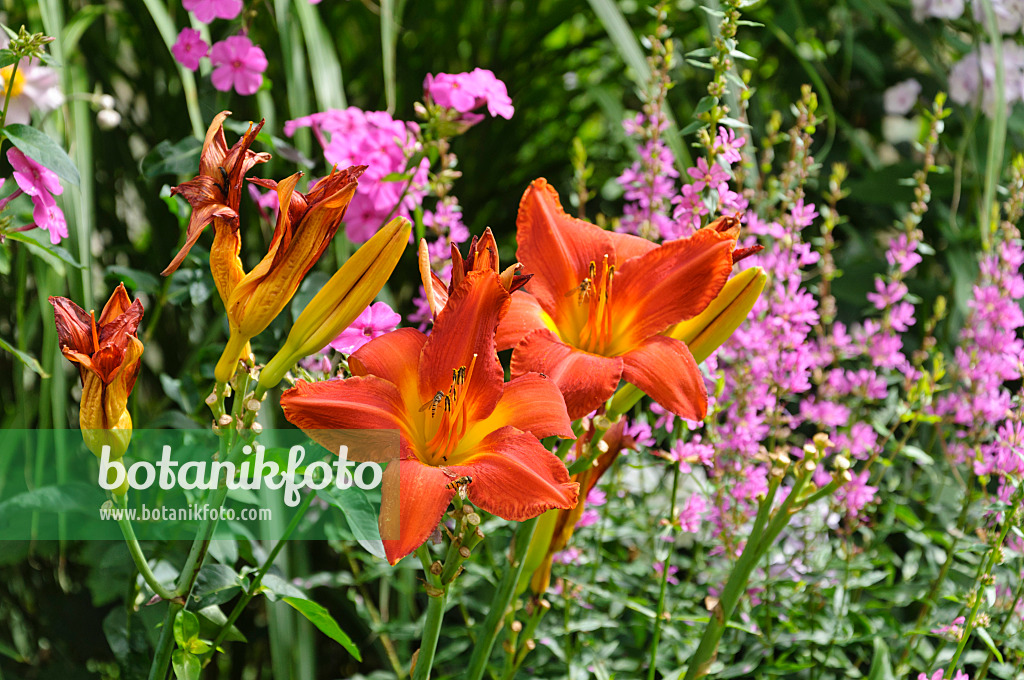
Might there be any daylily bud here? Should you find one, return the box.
[49,283,144,460]
[214,166,366,382]
[259,217,412,390]
[418,226,532,319]
[666,266,767,364]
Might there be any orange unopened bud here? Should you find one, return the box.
[259,216,412,390]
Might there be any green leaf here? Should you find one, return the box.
[282,597,361,661]
[171,650,201,680]
[3,124,80,185]
[193,564,246,609]
[976,627,1004,663]
[866,638,895,680]
[0,336,49,377]
[106,266,161,294]
[5,228,85,272]
[140,137,202,178]
[173,610,201,648]
[0,49,17,69]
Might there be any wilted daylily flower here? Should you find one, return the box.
[417,226,531,318]
[497,178,743,420]
[215,166,364,382]
[162,111,271,306]
[281,270,580,564]
[49,284,143,464]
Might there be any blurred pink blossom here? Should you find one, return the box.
[329,302,402,354]
[171,28,209,71]
[424,69,514,119]
[210,36,267,96]
[183,0,242,22]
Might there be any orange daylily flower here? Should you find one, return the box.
[49,283,143,460]
[162,111,271,305]
[281,270,580,564]
[417,226,532,318]
[215,166,365,382]
[496,178,741,420]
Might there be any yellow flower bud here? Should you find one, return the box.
[259,216,412,390]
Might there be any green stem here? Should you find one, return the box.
[207,490,316,654]
[466,517,540,680]
[945,487,1023,676]
[0,60,19,143]
[113,494,177,602]
[647,462,681,680]
[412,546,448,680]
[148,603,182,680]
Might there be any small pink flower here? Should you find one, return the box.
[9,148,62,198]
[32,193,68,245]
[210,36,267,96]
[329,302,402,354]
[171,28,209,71]
[8,148,67,244]
[183,0,242,23]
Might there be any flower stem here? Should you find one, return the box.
[207,490,316,656]
[412,543,448,680]
[466,517,539,680]
[647,461,681,680]
[113,494,177,602]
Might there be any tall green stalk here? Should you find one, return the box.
[647,462,682,680]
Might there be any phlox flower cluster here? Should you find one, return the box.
[423,69,514,123]
[171,0,268,96]
[285,108,430,243]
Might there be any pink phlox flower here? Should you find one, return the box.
[329,301,402,354]
[248,184,280,222]
[8,148,67,244]
[171,28,209,71]
[183,0,242,22]
[210,35,267,96]
[423,68,514,119]
[285,108,430,243]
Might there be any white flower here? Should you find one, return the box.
[0,37,64,124]
[972,0,1024,34]
[883,78,922,116]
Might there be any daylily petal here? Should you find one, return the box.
[607,229,658,262]
[379,458,456,565]
[511,328,623,419]
[495,290,550,351]
[516,178,614,319]
[98,283,134,326]
[452,426,578,521]
[350,327,427,409]
[612,227,736,345]
[473,373,574,441]
[280,376,408,460]
[418,270,509,422]
[621,334,707,420]
[50,295,95,358]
